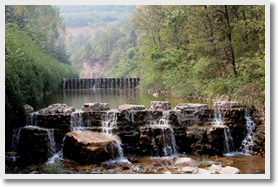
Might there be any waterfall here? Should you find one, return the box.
[46,129,57,158]
[101,110,118,135]
[149,111,178,156]
[70,110,84,131]
[101,110,127,163]
[239,109,256,154]
[10,112,38,161]
[26,111,38,126]
[213,109,234,154]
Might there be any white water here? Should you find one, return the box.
[101,110,118,134]
[213,109,234,153]
[101,110,127,163]
[148,111,178,156]
[70,109,84,131]
[239,109,256,154]
[26,111,38,126]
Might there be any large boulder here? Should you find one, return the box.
[150,101,171,110]
[63,131,121,164]
[214,101,240,108]
[82,102,110,111]
[38,103,75,115]
[119,104,145,112]
[174,103,208,111]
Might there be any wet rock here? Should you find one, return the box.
[219,166,241,174]
[150,101,171,110]
[197,168,211,174]
[207,164,222,174]
[180,166,198,174]
[82,102,110,111]
[38,103,75,115]
[63,131,121,164]
[24,104,34,113]
[186,125,225,156]
[119,104,145,112]
[174,157,198,167]
[102,164,117,169]
[132,165,146,173]
[174,103,208,111]
[214,101,240,108]
[18,126,55,164]
[153,162,162,167]
[128,157,139,163]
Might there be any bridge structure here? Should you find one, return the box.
[61,78,140,89]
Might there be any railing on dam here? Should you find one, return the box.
[61,78,140,89]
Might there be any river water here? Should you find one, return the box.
[34,89,212,111]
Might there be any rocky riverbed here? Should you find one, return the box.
[5,154,265,174]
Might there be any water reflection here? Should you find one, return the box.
[34,89,212,111]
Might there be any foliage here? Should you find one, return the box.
[5,5,72,64]
[5,24,79,150]
[131,5,265,107]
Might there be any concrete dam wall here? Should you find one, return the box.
[61,78,140,89]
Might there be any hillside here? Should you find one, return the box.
[59,5,137,78]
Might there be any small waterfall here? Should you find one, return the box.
[101,110,127,163]
[70,110,84,131]
[213,109,234,153]
[26,111,38,126]
[46,129,57,158]
[149,111,178,156]
[46,136,66,165]
[10,112,38,161]
[239,109,256,154]
[101,110,118,135]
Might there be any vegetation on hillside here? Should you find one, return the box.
[130,5,265,107]
[5,5,79,150]
[70,18,141,78]
[64,5,264,109]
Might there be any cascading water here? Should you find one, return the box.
[101,110,127,163]
[70,110,84,131]
[26,111,38,126]
[10,112,39,162]
[213,109,234,154]
[149,111,178,156]
[239,109,256,154]
[101,110,118,134]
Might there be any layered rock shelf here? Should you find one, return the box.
[14,102,263,165]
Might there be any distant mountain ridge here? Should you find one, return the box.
[58,5,136,28]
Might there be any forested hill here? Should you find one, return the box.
[60,5,138,78]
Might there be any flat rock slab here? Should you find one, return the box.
[63,131,121,164]
[119,104,145,112]
[151,101,171,110]
[174,103,208,111]
[82,102,110,111]
[214,101,240,108]
[38,103,75,115]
